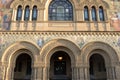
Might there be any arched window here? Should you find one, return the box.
[91,6,97,21]
[16,5,22,21]
[49,0,73,21]
[99,6,105,21]
[32,6,38,21]
[84,6,89,21]
[24,6,30,21]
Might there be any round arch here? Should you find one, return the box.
[1,41,40,80]
[44,0,78,9]
[1,41,40,63]
[10,1,23,9]
[80,41,119,66]
[43,0,79,21]
[40,38,80,65]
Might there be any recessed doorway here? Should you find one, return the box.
[89,54,107,80]
[14,53,32,80]
[50,51,72,80]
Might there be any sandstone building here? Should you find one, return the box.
[0,0,120,80]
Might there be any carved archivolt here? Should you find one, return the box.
[80,41,119,66]
[29,0,80,9]
[1,41,40,64]
[40,38,80,64]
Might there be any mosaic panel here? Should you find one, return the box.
[0,33,120,58]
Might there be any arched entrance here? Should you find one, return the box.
[89,54,107,80]
[50,51,72,80]
[80,42,119,80]
[14,53,32,80]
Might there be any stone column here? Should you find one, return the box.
[32,66,44,80]
[75,67,81,80]
[38,67,44,80]
[97,8,100,21]
[106,66,117,80]
[89,8,92,21]
[29,9,32,21]
[37,8,41,21]
[19,8,25,30]
[72,63,89,80]
[43,65,49,80]
[21,9,25,21]
[72,67,76,80]
[32,67,37,80]
[115,63,120,80]
[27,8,33,30]
[79,67,85,80]
[12,9,17,21]
[104,9,107,21]
[75,63,89,80]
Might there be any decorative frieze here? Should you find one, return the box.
[0,31,120,59]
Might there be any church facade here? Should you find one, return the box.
[0,0,120,80]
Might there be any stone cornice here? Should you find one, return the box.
[0,31,120,36]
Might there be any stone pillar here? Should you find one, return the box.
[72,63,89,80]
[104,9,107,21]
[32,67,37,80]
[75,64,89,80]
[19,8,25,30]
[89,8,92,21]
[97,8,100,21]
[12,9,17,21]
[75,67,81,80]
[37,8,41,21]
[21,9,25,21]
[43,67,49,80]
[115,63,120,80]
[106,66,117,80]
[32,66,44,80]
[72,67,76,80]
[81,67,89,80]
[29,9,32,21]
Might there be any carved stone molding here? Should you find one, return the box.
[0,31,120,36]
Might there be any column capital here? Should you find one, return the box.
[77,63,89,67]
[32,62,46,68]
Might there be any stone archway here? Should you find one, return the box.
[50,51,72,80]
[89,54,107,80]
[14,53,32,80]
[80,42,119,80]
[43,0,79,21]
[40,39,80,80]
[40,39,80,62]
[1,41,40,80]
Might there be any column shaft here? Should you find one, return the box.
[30,9,32,21]
[43,67,49,80]
[21,10,25,21]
